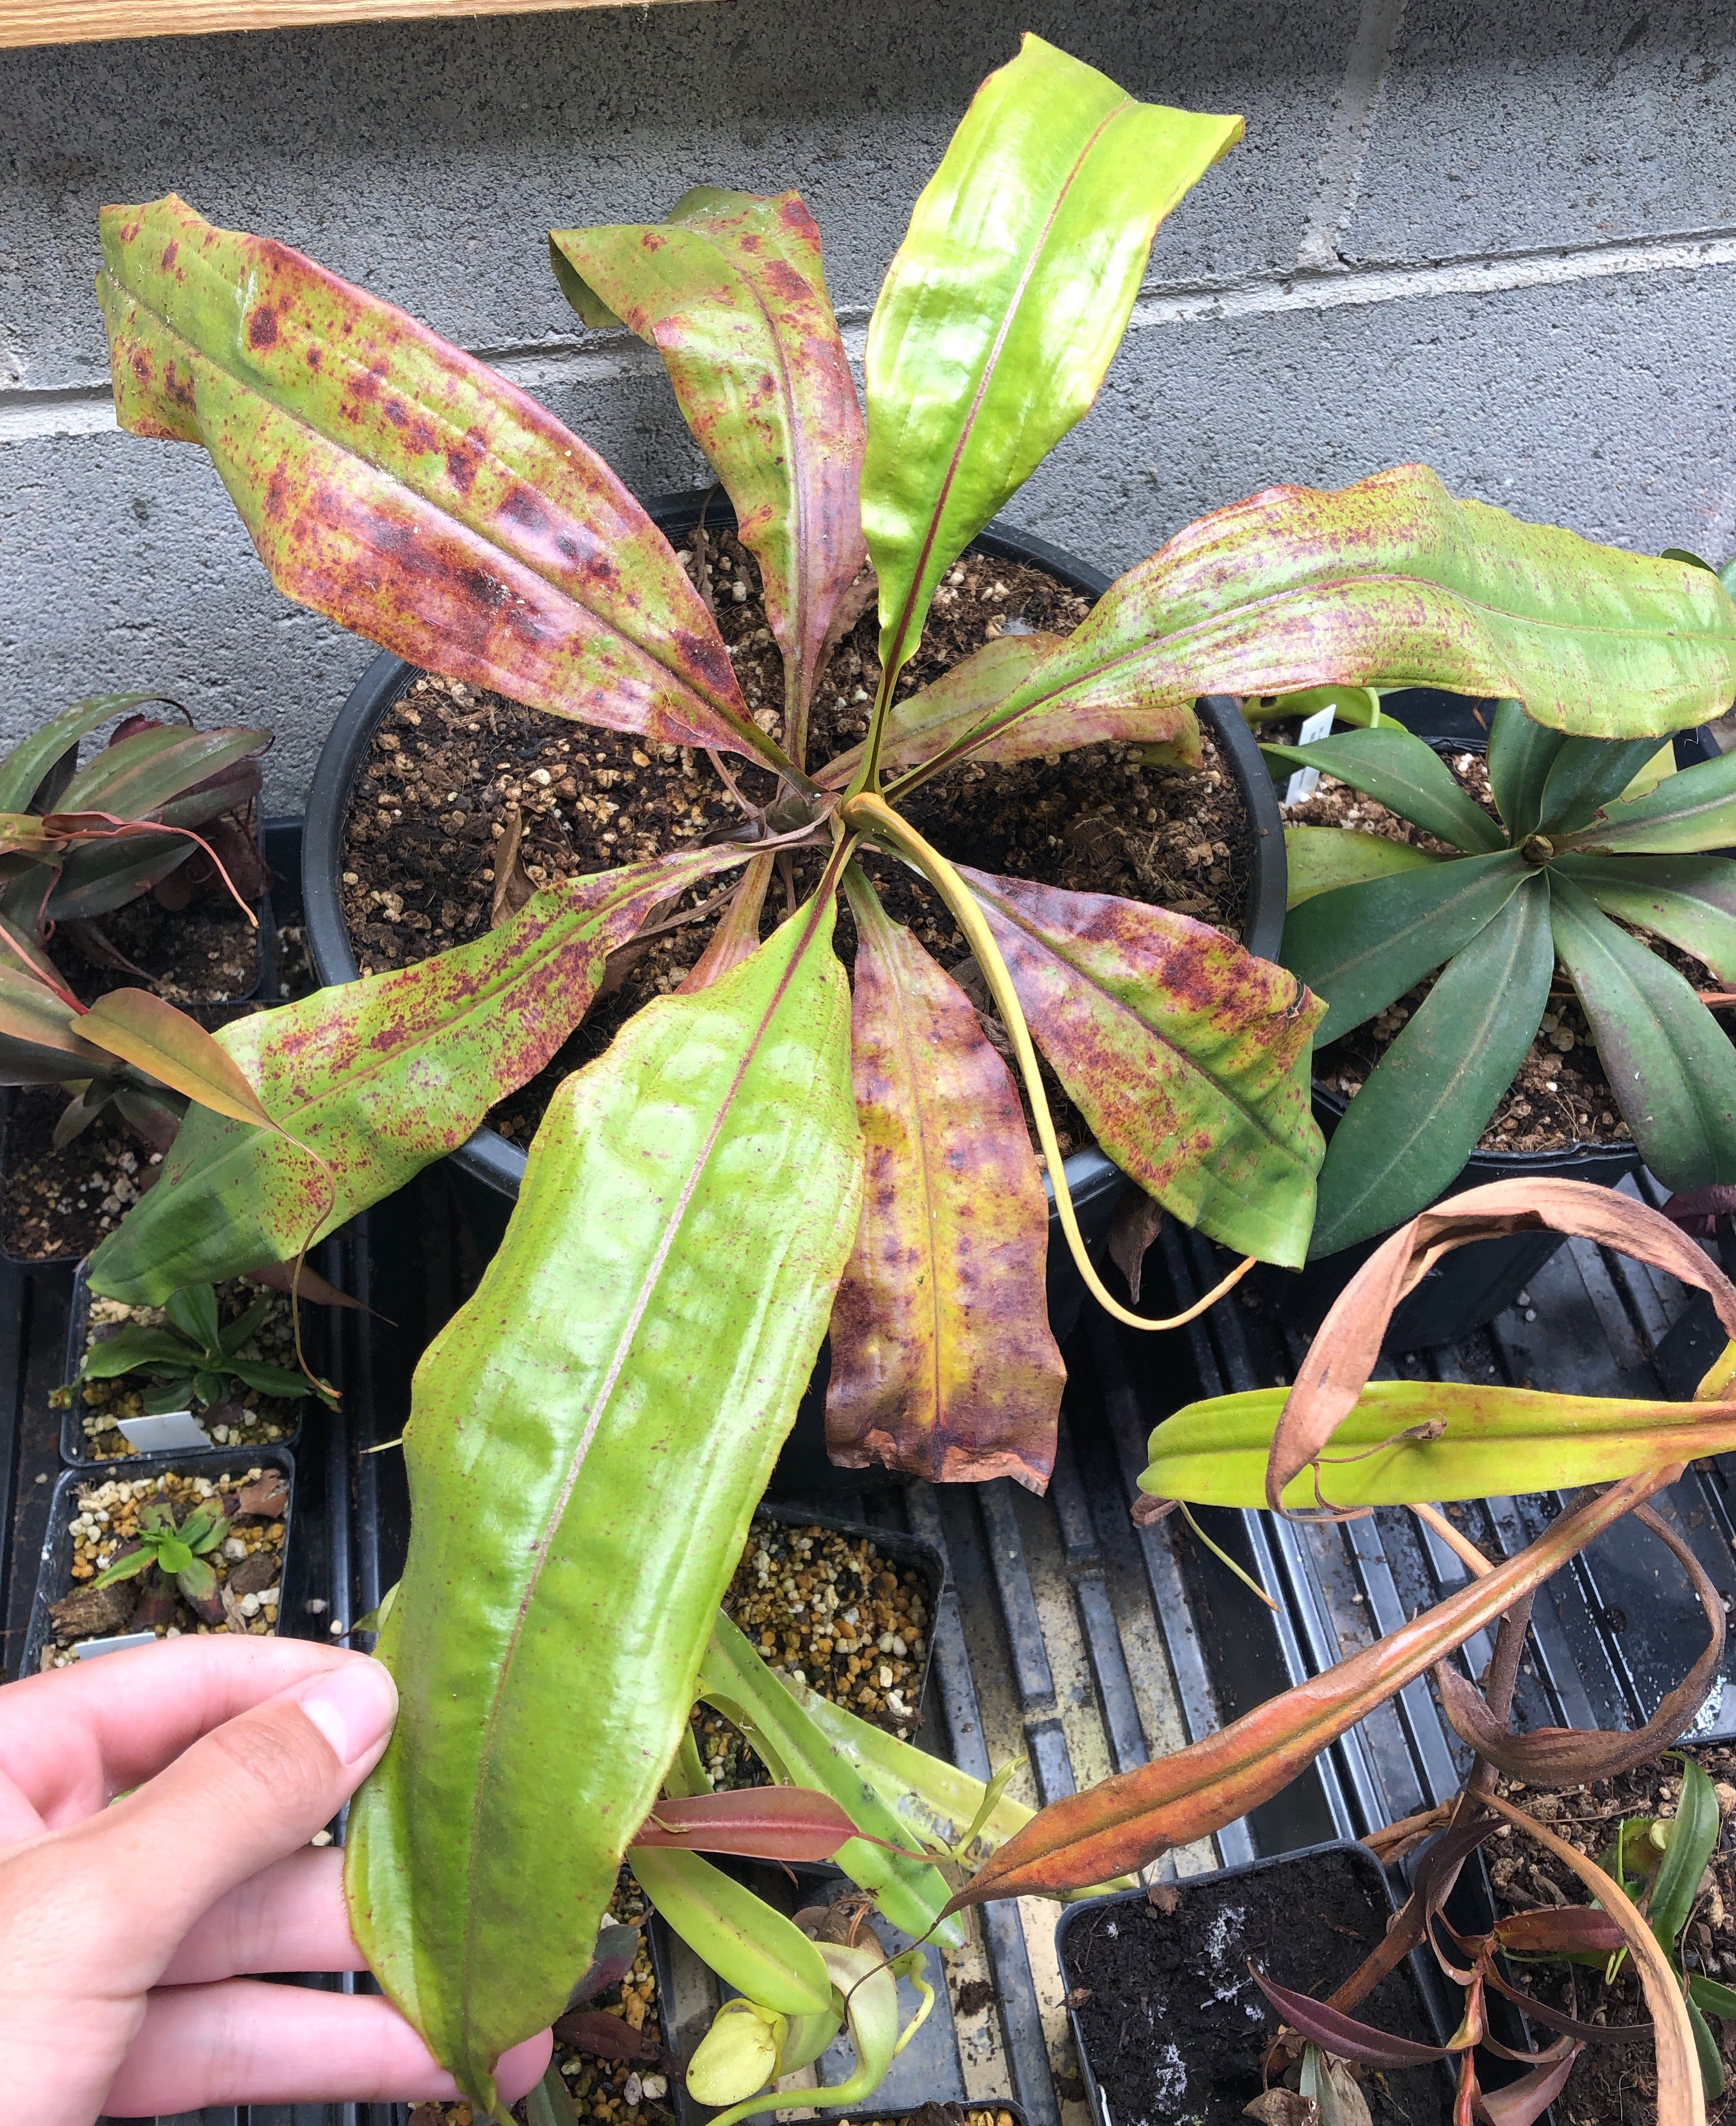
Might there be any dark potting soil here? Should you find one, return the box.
[65,894,261,1007]
[0,1086,161,1262]
[1486,1753,1736,2125]
[1063,1853,1448,2126]
[1287,744,1730,1158]
[340,530,1253,1157]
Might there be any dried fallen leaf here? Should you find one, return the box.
[1146,1881,1181,1915]
[1108,1187,1164,1304]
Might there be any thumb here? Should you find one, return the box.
[61,1652,398,1994]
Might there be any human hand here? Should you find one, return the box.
[0,1634,551,2120]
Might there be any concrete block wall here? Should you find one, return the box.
[1,0,1733,807]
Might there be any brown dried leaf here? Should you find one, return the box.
[1107,1188,1164,1305]
[490,809,535,929]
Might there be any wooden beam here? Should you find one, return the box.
[0,0,715,51]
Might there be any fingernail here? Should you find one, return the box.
[300,1659,398,1767]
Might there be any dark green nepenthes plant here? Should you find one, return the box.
[1268,701,1736,1255]
[89,1495,228,1611]
[77,1281,319,1414]
[83,29,1736,2115]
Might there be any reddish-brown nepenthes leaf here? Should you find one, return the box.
[1435,1502,1725,1785]
[956,865,1323,1268]
[944,1471,1666,1908]
[550,2009,658,2062]
[826,867,1063,1490]
[1475,2044,1583,2126]
[630,1786,858,1861]
[1249,1968,1451,2067]
[78,987,273,1129]
[98,194,793,779]
[1492,1907,1627,1958]
[1267,1175,1736,1512]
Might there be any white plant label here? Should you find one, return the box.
[1282,704,1336,808]
[116,1411,210,1453]
[75,1631,159,1660]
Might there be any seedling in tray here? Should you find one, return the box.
[76,1279,320,1415]
[79,19,1736,2115]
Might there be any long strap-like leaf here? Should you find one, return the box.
[345,895,862,2111]
[98,194,793,778]
[860,35,1238,711]
[86,847,747,1303]
[552,189,865,763]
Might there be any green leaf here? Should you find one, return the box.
[87,847,744,1303]
[1243,685,1384,730]
[819,633,1074,791]
[861,34,1239,694]
[0,694,173,814]
[217,1294,275,1356]
[1280,847,1528,1038]
[1284,825,1448,909]
[79,1324,199,1380]
[141,1374,198,1413]
[1485,697,1567,837]
[1688,1995,1726,2102]
[164,1283,223,1354]
[697,1609,963,1949]
[1537,734,1676,835]
[57,723,270,823]
[630,1847,834,2017]
[1554,852,1736,983]
[1690,1974,1736,2023]
[1309,875,1553,1256]
[1260,725,1505,852]
[98,194,793,781]
[227,1359,313,1400]
[344,895,862,2114]
[959,866,1324,1268]
[550,188,866,754]
[526,2061,583,2126]
[157,1538,195,1577]
[1651,1755,1722,1956]
[1555,742,1736,856]
[89,1543,161,1589]
[1139,1376,1736,1511]
[826,867,1064,1489]
[42,835,199,923]
[1549,872,1736,1188]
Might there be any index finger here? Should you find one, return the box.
[0,1637,358,1829]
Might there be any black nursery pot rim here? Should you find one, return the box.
[58,1255,307,1469]
[21,1441,297,1678]
[303,491,1288,1221]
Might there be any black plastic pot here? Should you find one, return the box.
[20,1441,296,1676]
[303,492,1287,1349]
[58,1256,307,1469]
[741,1502,945,1744]
[1263,704,1719,1349]
[1058,1841,1452,2126]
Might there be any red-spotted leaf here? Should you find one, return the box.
[98,194,789,778]
[78,987,273,1127]
[86,846,747,1303]
[928,464,1736,754]
[958,866,1323,1267]
[1250,1969,1450,2068]
[826,867,1064,1492]
[631,1787,858,1861]
[551,189,865,760]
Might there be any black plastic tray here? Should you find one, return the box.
[59,1254,307,1468]
[20,1441,297,1677]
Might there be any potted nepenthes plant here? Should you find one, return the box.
[1257,697,1736,1338]
[0,693,273,1262]
[82,29,1736,2116]
[941,1177,1736,2126]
